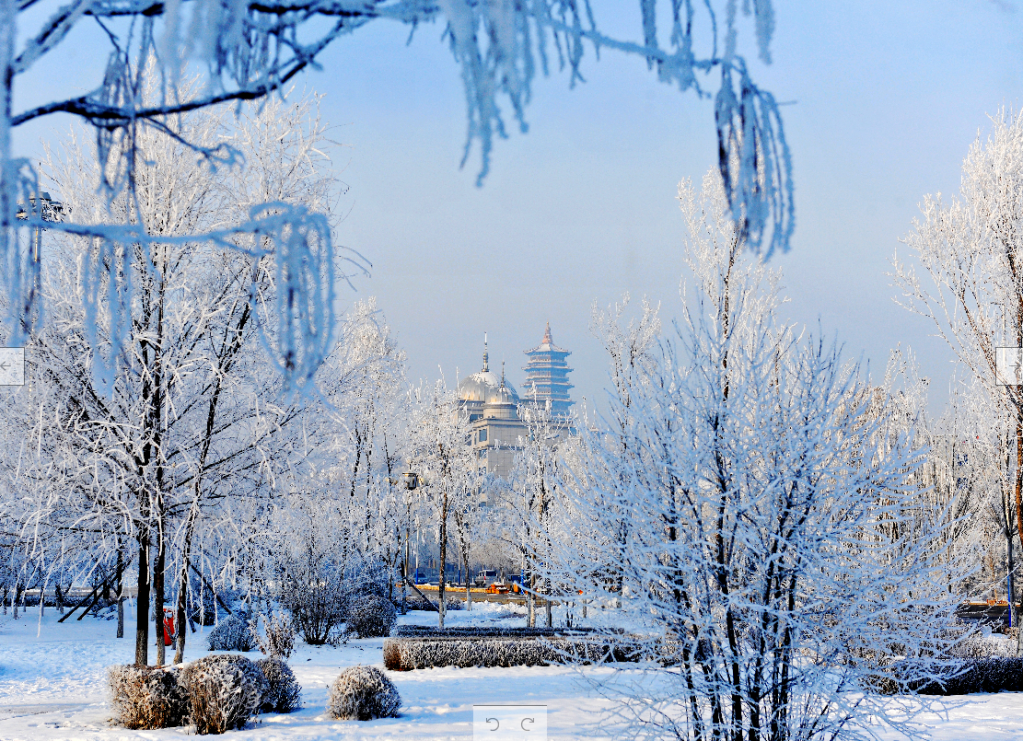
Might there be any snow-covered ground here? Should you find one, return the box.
[0,603,1021,740]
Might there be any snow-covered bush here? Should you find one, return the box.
[382,636,641,671]
[393,625,568,638]
[254,612,296,659]
[108,665,188,729]
[276,554,347,646]
[205,613,255,652]
[255,657,302,713]
[188,586,220,627]
[400,594,437,612]
[949,635,1019,659]
[326,665,401,720]
[875,658,1023,695]
[180,654,268,734]
[346,593,397,638]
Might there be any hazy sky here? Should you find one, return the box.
[297,0,1023,415]
[15,1,1023,415]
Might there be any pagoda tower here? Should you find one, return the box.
[522,322,573,416]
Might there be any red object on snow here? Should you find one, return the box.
[162,609,176,646]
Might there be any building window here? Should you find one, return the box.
[479,429,488,442]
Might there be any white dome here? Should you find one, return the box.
[457,346,518,402]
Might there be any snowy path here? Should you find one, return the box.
[2,605,1023,740]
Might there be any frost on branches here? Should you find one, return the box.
[2,0,793,371]
[896,109,1023,642]
[539,173,966,741]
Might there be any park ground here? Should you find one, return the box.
[1,603,1022,740]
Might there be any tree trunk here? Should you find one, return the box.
[154,529,166,665]
[115,547,124,639]
[173,566,188,664]
[136,536,150,665]
[544,575,552,628]
[401,527,409,615]
[174,513,197,665]
[438,491,448,629]
[527,566,536,628]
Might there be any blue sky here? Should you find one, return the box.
[15,1,1023,415]
[304,0,1023,415]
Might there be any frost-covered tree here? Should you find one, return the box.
[407,379,481,627]
[895,109,1023,628]
[508,399,573,628]
[0,92,341,665]
[2,0,793,373]
[542,173,964,741]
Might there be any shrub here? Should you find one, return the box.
[108,665,188,729]
[382,635,642,671]
[346,593,397,638]
[397,594,437,612]
[278,565,347,645]
[205,612,255,652]
[948,635,1018,659]
[180,654,268,734]
[254,612,296,659]
[872,657,1023,696]
[188,586,219,627]
[393,625,570,638]
[255,657,302,713]
[326,665,401,720]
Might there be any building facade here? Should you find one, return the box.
[456,326,574,477]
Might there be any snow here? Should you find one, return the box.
[0,604,1021,741]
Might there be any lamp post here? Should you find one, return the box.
[14,192,65,336]
[400,469,420,615]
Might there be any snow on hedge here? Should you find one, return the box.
[383,635,643,671]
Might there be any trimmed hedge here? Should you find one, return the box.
[383,635,642,671]
[393,625,597,638]
[108,665,188,729]
[874,658,1023,696]
[327,665,401,720]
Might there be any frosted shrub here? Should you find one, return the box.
[393,625,566,638]
[108,665,188,729]
[382,636,640,671]
[254,612,296,659]
[180,654,268,734]
[874,658,1023,695]
[188,587,219,627]
[278,562,347,645]
[346,593,397,638]
[255,657,302,713]
[326,665,401,720]
[205,613,255,652]
[949,635,1019,659]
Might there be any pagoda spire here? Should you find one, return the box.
[523,323,573,416]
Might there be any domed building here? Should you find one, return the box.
[457,328,574,477]
[456,343,519,422]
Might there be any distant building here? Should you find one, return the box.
[522,322,574,416]
[456,325,575,477]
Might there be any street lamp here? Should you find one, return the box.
[400,469,423,615]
